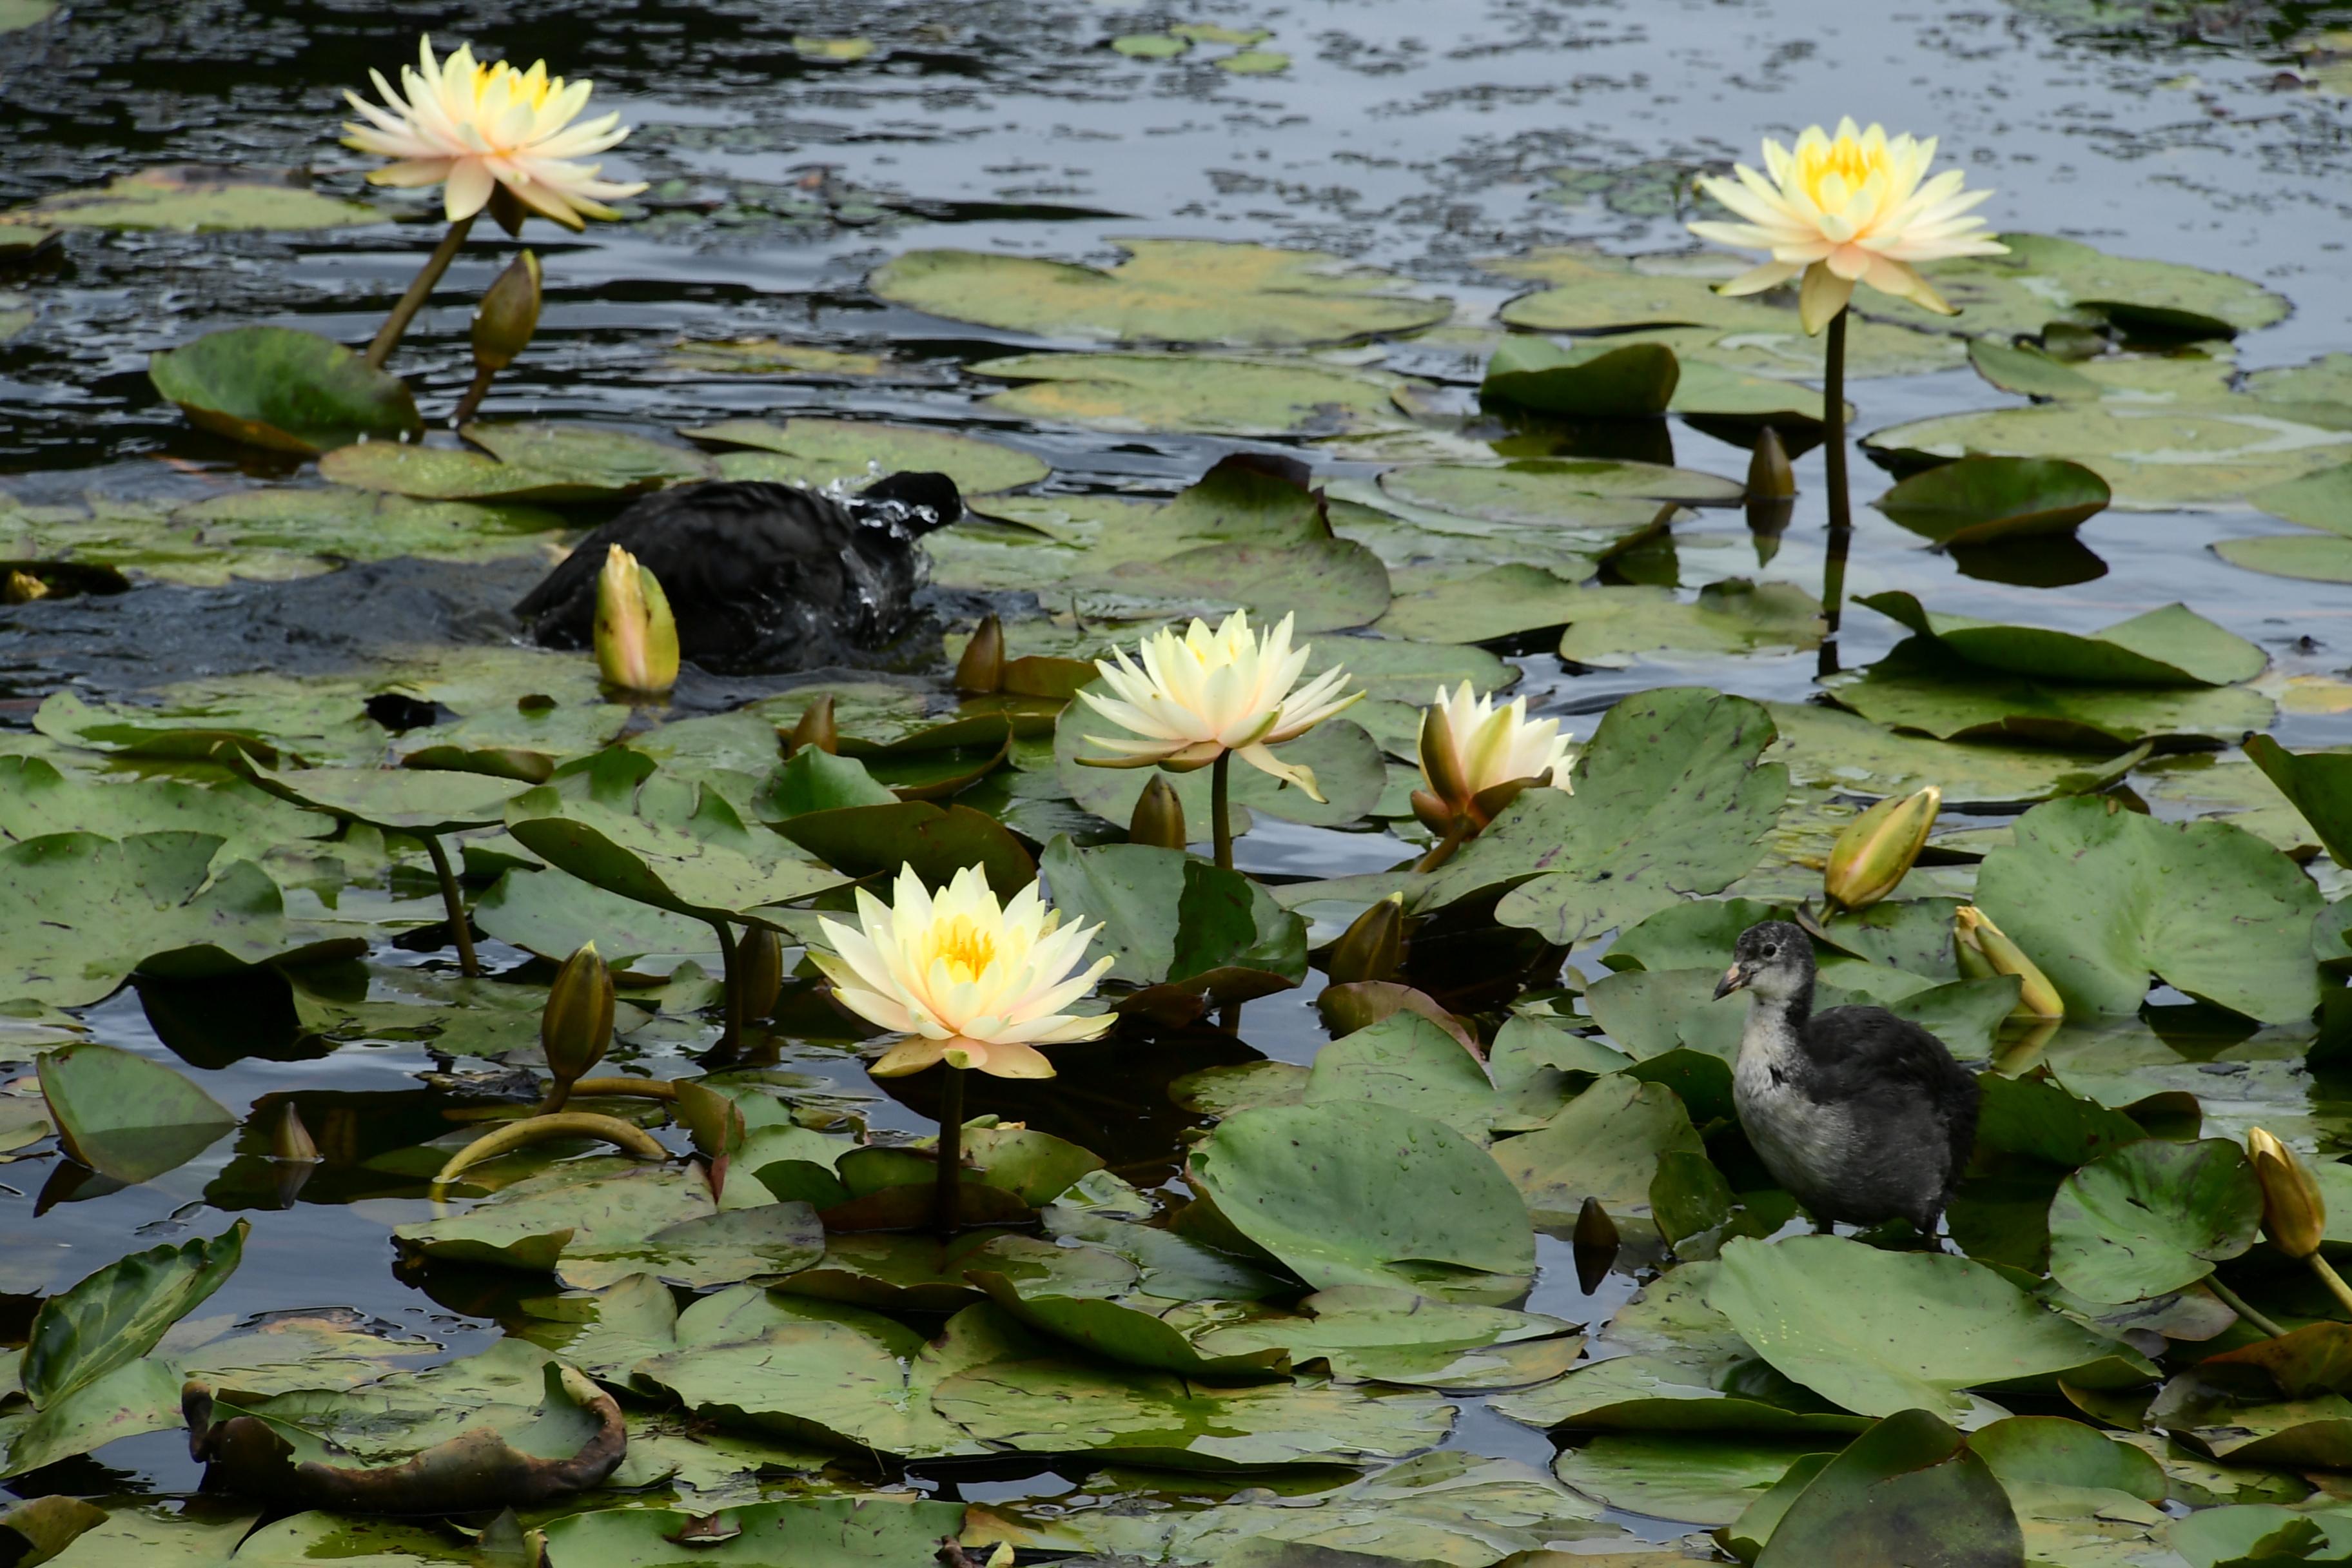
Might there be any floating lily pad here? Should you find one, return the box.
[2244,734,2352,868]
[1112,32,1191,57]
[664,338,896,378]
[681,416,1048,495]
[37,1042,237,1184]
[1556,578,1824,668]
[556,1200,825,1291]
[1745,1407,2024,1568]
[772,801,1035,901]
[1425,687,1785,945]
[149,327,421,455]
[1863,402,2352,509]
[1876,457,2113,547]
[1966,339,2238,403]
[245,765,536,837]
[1490,1075,1706,1226]
[974,352,1415,436]
[0,756,333,865]
[2250,458,2352,535]
[1551,1433,1820,1525]
[1827,639,2275,749]
[1764,701,2143,807]
[1975,796,2322,1023]
[1884,231,2289,341]
[540,1498,968,1567]
[1855,593,2265,687]
[1063,535,1391,632]
[22,1222,244,1407]
[2213,534,2352,584]
[318,444,620,504]
[871,240,1451,348]
[462,422,719,490]
[1218,48,1290,73]
[396,1160,716,1271]
[5,165,377,231]
[1190,1100,1536,1302]
[173,487,567,565]
[1042,840,1309,1003]
[1707,1235,2157,1426]
[2046,1138,2263,1305]
[1375,566,1623,645]
[1382,459,1741,516]
[1481,337,1681,419]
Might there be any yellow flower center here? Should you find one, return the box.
[467,59,554,111]
[926,916,999,983]
[1794,133,1888,207]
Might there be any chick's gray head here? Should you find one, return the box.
[1716,919,1816,1002]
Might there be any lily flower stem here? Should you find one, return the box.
[1822,306,1851,538]
[367,214,477,371]
[1412,821,1469,875]
[935,1064,966,1239]
[2208,1275,2290,1339]
[2310,1253,2352,1318]
[421,834,480,977]
[1210,751,1233,873]
[710,919,742,1054]
[451,362,498,426]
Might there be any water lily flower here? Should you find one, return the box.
[1953,905,2064,1021]
[1824,785,1940,911]
[1410,683,1574,867]
[593,545,677,695]
[1689,118,2007,334]
[813,864,1115,1081]
[344,35,646,230]
[1077,609,1360,801]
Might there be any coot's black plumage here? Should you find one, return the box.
[513,472,963,672]
[1714,920,1981,1237]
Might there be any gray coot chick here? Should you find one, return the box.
[1714,920,1981,1237]
[513,472,963,674]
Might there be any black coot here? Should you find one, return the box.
[513,472,963,672]
[1714,919,1981,1238]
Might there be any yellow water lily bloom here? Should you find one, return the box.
[1689,117,2007,333]
[344,35,646,230]
[1078,610,1361,801]
[814,865,1115,1081]
[1421,681,1576,805]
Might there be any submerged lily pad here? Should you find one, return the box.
[681,416,1048,494]
[974,352,1416,437]
[1875,457,2112,547]
[149,327,421,455]
[871,239,1451,348]
[1974,796,2322,1023]
[5,166,377,231]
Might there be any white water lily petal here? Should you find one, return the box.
[1077,609,1360,773]
[1420,682,1576,801]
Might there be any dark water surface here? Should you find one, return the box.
[5,0,2352,1528]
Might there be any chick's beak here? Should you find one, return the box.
[1714,963,1748,1000]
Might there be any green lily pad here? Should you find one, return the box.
[1113,32,1191,56]
[1747,1407,2023,1568]
[871,240,1451,348]
[1863,400,2352,509]
[1481,337,1681,418]
[0,832,359,1008]
[1855,593,2265,687]
[1375,565,1623,645]
[681,416,1048,494]
[37,1040,236,1184]
[22,1222,245,1407]
[772,1230,1136,1315]
[663,338,897,378]
[7,166,377,231]
[1551,1433,1821,1525]
[0,756,333,865]
[1556,578,1824,668]
[1302,1012,1500,1137]
[1062,535,1391,633]
[1764,701,2146,807]
[1041,840,1309,1000]
[245,764,536,836]
[1186,1286,1582,1391]
[539,1498,970,1568]
[1966,338,2238,403]
[2213,533,2352,584]
[1381,458,1742,516]
[772,801,1036,901]
[1827,639,2275,749]
[149,327,421,455]
[556,1200,825,1291]
[0,1360,185,1481]
[2046,1138,2264,1305]
[1706,1235,2158,1426]
[0,1,56,31]
[1189,1101,1536,1302]
[2244,734,2352,868]
[460,422,720,491]
[505,774,847,926]
[1489,1075,1706,1226]
[396,1160,716,1271]
[318,443,623,504]
[2249,458,2352,535]
[1875,456,2112,547]
[1424,687,1785,945]
[475,866,716,970]
[1886,231,2288,341]
[968,1279,1290,1380]
[1974,796,2322,1022]
[170,487,567,567]
[973,352,1415,436]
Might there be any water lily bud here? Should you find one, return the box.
[1825,786,1941,910]
[271,1103,320,1163]
[1328,894,1405,986]
[1954,905,2064,1019]
[542,941,615,1092]
[788,693,838,756]
[1747,426,1797,500]
[1417,703,1469,810]
[1409,788,1455,838]
[2,570,48,605]
[738,925,784,1020]
[1129,774,1187,850]
[2248,1128,2326,1260]
[471,250,542,372]
[955,614,1005,695]
[594,545,679,695]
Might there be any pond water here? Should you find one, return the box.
[8,0,2352,1560]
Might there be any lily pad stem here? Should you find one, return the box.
[431,1111,665,1188]
[367,214,476,370]
[2208,1275,2289,1338]
[935,1063,966,1239]
[2310,1253,2352,1319]
[710,918,743,1054]
[1210,750,1233,873]
[421,834,479,977]
[451,362,497,426]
